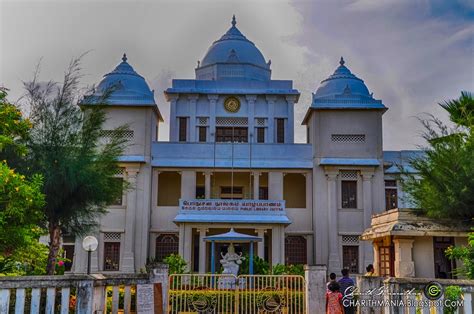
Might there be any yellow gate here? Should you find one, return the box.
[168,274,306,314]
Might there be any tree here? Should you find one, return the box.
[445,230,474,279]
[401,91,474,221]
[0,88,46,275]
[24,57,129,274]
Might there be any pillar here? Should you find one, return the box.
[252,171,260,200]
[208,95,218,142]
[362,172,374,269]
[271,226,281,266]
[198,228,207,273]
[305,265,327,314]
[180,171,196,199]
[268,171,283,200]
[266,96,276,143]
[188,95,198,142]
[246,95,257,142]
[372,241,380,276]
[285,95,297,143]
[256,229,265,259]
[327,172,341,272]
[182,225,193,271]
[169,95,178,142]
[122,167,139,272]
[393,238,415,277]
[204,171,211,199]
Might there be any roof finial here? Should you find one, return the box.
[231,15,236,27]
[122,53,127,62]
[339,56,345,66]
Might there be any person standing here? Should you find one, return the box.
[338,269,355,314]
[365,264,375,276]
[326,282,343,314]
[327,272,337,292]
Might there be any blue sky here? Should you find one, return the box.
[1,0,472,149]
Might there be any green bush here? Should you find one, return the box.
[163,254,187,274]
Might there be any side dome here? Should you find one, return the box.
[84,54,155,106]
[314,57,371,99]
[196,16,271,81]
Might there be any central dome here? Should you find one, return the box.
[201,16,268,68]
[196,16,271,81]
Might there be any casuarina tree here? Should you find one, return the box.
[24,57,129,274]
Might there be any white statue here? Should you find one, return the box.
[220,243,244,276]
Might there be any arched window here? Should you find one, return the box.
[155,234,179,261]
[285,236,307,265]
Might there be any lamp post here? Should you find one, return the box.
[82,236,98,275]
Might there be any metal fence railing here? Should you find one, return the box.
[168,274,306,314]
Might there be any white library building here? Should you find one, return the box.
[70,17,418,275]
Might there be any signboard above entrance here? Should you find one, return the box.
[174,199,291,224]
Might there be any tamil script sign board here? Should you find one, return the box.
[179,199,285,212]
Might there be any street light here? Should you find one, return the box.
[82,236,98,275]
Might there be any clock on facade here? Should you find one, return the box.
[224,96,241,113]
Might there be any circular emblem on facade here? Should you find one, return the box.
[224,96,241,113]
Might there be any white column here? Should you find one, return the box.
[266,96,276,143]
[181,171,196,199]
[393,238,415,277]
[305,172,312,210]
[327,172,341,273]
[285,95,297,143]
[362,172,374,268]
[252,171,260,199]
[208,95,218,142]
[204,171,211,199]
[122,167,139,272]
[188,95,198,142]
[246,95,257,142]
[280,226,285,263]
[183,225,193,271]
[271,226,280,266]
[256,229,265,259]
[169,95,178,142]
[198,228,207,273]
[268,171,283,200]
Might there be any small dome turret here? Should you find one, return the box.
[84,54,155,106]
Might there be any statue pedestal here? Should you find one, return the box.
[217,277,246,290]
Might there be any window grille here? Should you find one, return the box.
[340,170,358,180]
[112,167,124,176]
[285,236,307,265]
[216,117,248,126]
[342,235,360,245]
[103,232,121,241]
[256,118,266,126]
[276,118,285,143]
[100,130,134,140]
[104,242,120,271]
[197,117,208,126]
[341,181,357,208]
[331,134,365,143]
[179,117,187,142]
[155,234,179,261]
[343,246,359,273]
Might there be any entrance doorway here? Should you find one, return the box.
[433,237,455,279]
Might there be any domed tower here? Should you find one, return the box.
[166,16,299,144]
[80,54,162,273]
[303,57,386,273]
[195,15,271,81]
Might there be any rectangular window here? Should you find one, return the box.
[276,118,285,143]
[196,186,205,199]
[385,180,398,210]
[342,245,359,273]
[155,234,179,262]
[216,127,248,142]
[178,117,187,142]
[259,187,268,200]
[220,186,243,199]
[341,181,357,208]
[198,126,207,142]
[285,236,307,265]
[379,246,394,276]
[109,177,124,206]
[257,128,265,143]
[104,242,120,271]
